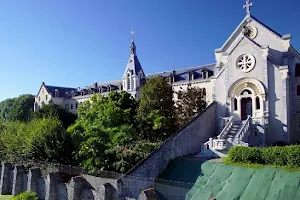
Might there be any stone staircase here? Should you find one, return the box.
[197,116,251,158]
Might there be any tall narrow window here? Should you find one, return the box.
[256,96,260,109]
[76,103,78,109]
[202,71,207,79]
[296,64,300,77]
[234,98,238,111]
[297,85,300,96]
[127,74,131,90]
[38,96,40,102]
[188,72,194,81]
[71,104,73,110]
[46,95,48,101]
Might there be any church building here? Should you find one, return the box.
[34,1,300,147]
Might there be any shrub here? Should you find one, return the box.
[12,191,38,200]
[227,145,300,168]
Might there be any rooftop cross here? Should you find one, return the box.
[131,31,135,40]
[243,0,253,14]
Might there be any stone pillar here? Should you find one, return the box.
[45,173,59,200]
[27,168,41,196]
[12,165,25,196]
[0,163,12,195]
[68,177,83,200]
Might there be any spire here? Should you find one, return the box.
[243,0,253,15]
[130,31,136,54]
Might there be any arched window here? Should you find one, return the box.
[241,89,252,95]
[256,97,260,109]
[127,74,131,90]
[234,98,238,111]
[202,88,206,96]
[295,64,300,77]
[297,85,300,96]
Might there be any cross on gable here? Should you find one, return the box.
[243,0,253,14]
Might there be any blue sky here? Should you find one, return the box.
[0,0,299,101]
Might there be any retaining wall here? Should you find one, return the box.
[119,102,217,198]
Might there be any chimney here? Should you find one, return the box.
[93,82,98,88]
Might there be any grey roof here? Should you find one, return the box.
[146,64,215,83]
[44,84,77,97]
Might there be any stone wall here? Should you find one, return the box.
[119,102,217,198]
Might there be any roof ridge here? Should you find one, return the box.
[146,63,216,76]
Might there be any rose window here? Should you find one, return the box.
[236,54,255,72]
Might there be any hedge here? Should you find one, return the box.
[227,145,300,168]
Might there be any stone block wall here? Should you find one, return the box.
[119,102,217,198]
[0,162,122,200]
[0,162,159,200]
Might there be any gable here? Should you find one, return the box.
[36,83,50,97]
[217,15,288,56]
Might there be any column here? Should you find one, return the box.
[27,168,41,197]
[0,163,12,195]
[45,173,59,200]
[12,165,25,196]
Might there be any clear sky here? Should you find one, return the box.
[0,0,299,101]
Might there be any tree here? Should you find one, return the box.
[0,94,35,122]
[137,76,176,141]
[68,91,139,172]
[33,104,77,128]
[175,84,207,127]
[0,117,74,165]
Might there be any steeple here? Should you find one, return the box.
[122,32,145,97]
[130,31,136,55]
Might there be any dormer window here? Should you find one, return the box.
[169,75,175,84]
[55,89,59,97]
[71,91,75,97]
[188,72,194,81]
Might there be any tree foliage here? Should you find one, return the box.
[33,104,77,128]
[175,85,207,127]
[137,76,176,141]
[0,117,74,165]
[0,94,35,122]
[68,91,146,172]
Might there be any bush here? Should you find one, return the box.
[12,191,38,200]
[227,145,300,168]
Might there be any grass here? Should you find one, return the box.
[0,195,12,200]
[222,157,300,172]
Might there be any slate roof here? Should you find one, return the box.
[44,85,77,98]
[146,64,215,83]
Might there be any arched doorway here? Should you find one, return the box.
[241,97,252,120]
[228,78,266,121]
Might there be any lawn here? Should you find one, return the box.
[0,195,12,200]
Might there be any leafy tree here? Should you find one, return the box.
[0,98,15,120]
[0,94,35,122]
[0,118,74,165]
[68,91,139,172]
[33,104,77,128]
[175,84,207,127]
[137,76,176,141]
